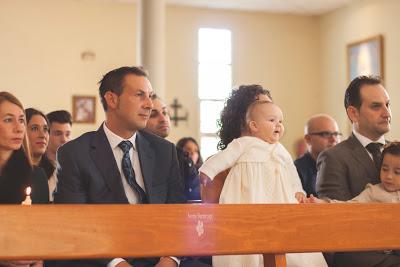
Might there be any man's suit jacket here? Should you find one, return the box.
[316,134,400,267]
[55,126,185,204]
[52,126,186,267]
[294,152,317,196]
[316,134,380,201]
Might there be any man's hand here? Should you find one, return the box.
[155,257,178,267]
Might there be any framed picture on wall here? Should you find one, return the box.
[72,95,96,123]
[347,35,384,81]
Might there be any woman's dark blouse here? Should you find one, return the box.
[0,166,49,204]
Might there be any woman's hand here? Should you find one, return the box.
[295,192,307,203]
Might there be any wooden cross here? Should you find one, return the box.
[170,98,188,126]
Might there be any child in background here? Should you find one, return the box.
[200,99,327,267]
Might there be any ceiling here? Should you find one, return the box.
[97,0,357,15]
[166,0,355,15]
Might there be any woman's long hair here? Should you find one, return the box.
[217,85,272,150]
[0,92,33,202]
[25,108,55,179]
[176,137,203,169]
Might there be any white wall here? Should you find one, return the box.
[0,0,323,156]
[319,0,400,140]
[0,0,137,137]
[165,5,322,154]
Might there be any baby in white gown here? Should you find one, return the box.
[199,101,327,267]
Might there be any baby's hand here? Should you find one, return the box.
[308,194,328,203]
[295,192,307,203]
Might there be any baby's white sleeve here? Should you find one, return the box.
[279,144,305,194]
[198,138,245,180]
[347,184,374,203]
[289,162,306,194]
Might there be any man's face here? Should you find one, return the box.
[145,98,171,138]
[111,74,154,134]
[305,116,340,159]
[351,84,391,140]
[48,122,72,155]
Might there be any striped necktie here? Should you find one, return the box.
[118,140,147,204]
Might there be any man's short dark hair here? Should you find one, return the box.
[344,75,383,110]
[47,110,72,126]
[99,66,148,111]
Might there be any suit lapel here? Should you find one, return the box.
[348,134,378,180]
[136,131,155,200]
[89,125,128,203]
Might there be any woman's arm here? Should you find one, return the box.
[200,169,230,203]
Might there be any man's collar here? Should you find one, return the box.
[352,128,385,148]
[103,122,137,150]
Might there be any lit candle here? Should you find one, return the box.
[21,186,32,205]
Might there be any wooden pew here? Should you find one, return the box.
[1,204,400,267]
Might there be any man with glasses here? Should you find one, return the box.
[316,75,398,267]
[294,114,340,196]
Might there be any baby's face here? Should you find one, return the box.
[380,153,400,192]
[250,103,284,144]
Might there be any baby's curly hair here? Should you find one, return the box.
[217,85,272,150]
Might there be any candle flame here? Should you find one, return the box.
[26,186,31,196]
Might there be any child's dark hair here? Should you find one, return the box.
[382,141,400,159]
[217,85,272,150]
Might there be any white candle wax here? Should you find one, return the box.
[21,186,32,205]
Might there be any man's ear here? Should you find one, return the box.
[104,91,118,110]
[304,135,311,145]
[346,106,359,123]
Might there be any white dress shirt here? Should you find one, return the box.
[103,123,178,267]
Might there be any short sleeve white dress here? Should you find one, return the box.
[199,136,327,267]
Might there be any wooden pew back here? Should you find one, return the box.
[1,204,399,267]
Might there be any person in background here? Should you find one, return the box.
[294,114,341,196]
[0,92,48,267]
[25,108,57,201]
[176,137,203,170]
[46,110,72,162]
[144,94,210,265]
[293,137,307,158]
[144,95,201,201]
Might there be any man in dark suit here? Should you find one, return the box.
[317,75,400,267]
[144,95,201,202]
[54,66,186,267]
[294,114,340,196]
